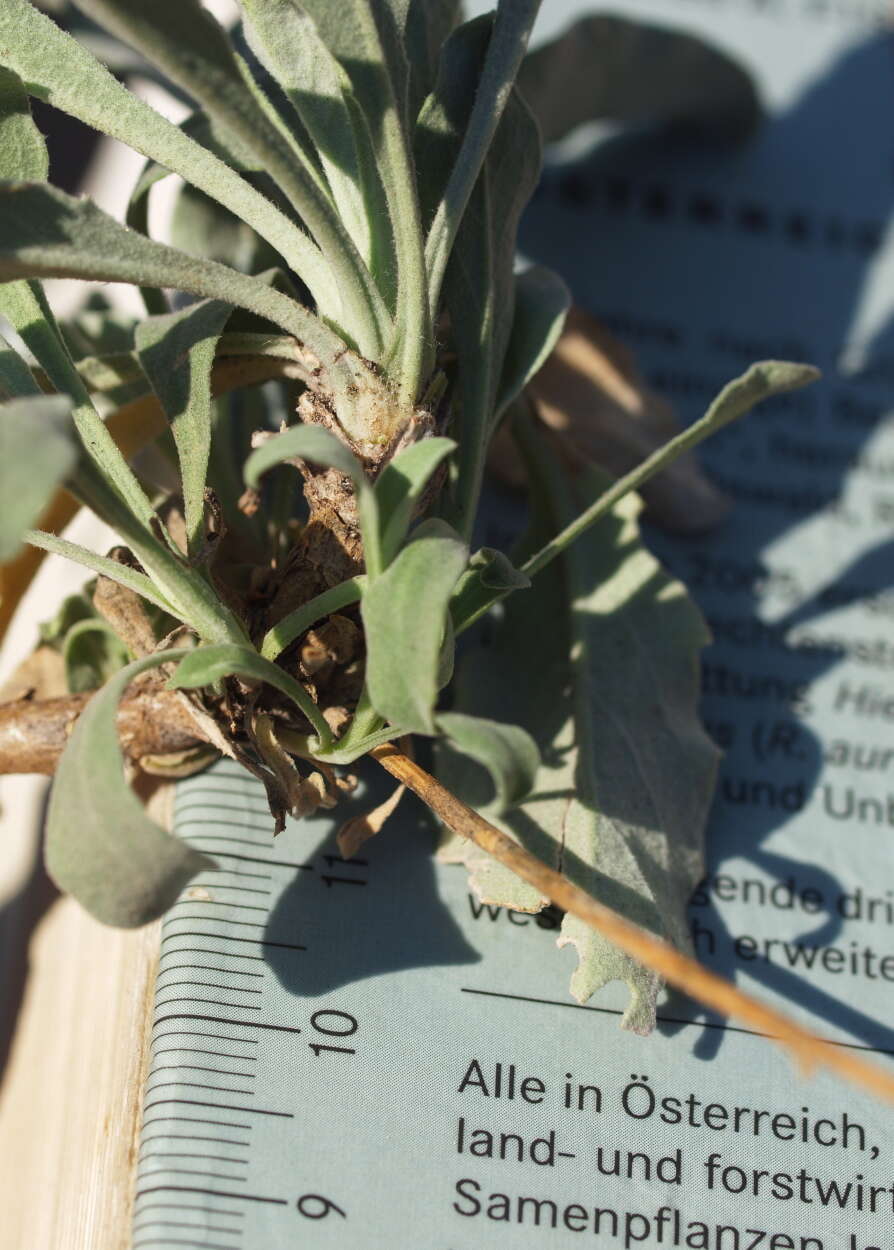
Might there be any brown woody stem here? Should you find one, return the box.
[371,743,894,1104]
[0,691,205,775]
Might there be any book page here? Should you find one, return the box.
[133,3,894,1248]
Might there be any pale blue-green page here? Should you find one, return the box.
[134,2,894,1247]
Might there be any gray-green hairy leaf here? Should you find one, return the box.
[0,394,77,560]
[0,65,49,180]
[0,329,40,399]
[135,298,232,555]
[440,464,718,1033]
[0,0,336,307]
[169,642,332,748]
[450,546,530,632]
[24,529,178,614]
[437,711,539,814]
[62,617,130,693]
[244,423,364,490]
[495,265,570,419]
[0,180,383,431]
[362,518,467,734]
[45,649,214,928]
[374,436,455,565]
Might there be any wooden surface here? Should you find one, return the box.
[0,511,160,1250]
[0,782,159,1250]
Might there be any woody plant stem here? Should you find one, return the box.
[371,743,894,1105]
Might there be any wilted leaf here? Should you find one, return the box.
[135,298,232,555]
[45,648,214,927]
[362,518,467,734]
[0,395,77,560]
[439,463,719,1033]
[337,779,406,859]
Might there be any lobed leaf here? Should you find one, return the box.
[362,518,467,734]
[135,299,232,556]
[45,648,214,928]
[0,395,77,561]
[439,460,719,1033]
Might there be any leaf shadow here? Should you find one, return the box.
[261,760,480,998]
[518,27,894,1057]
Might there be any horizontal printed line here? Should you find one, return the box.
[178,844,313,870]
[150,1065,255,1080]
[461,988,894,1056]
[132,1202,244,1217]
[159,930,306,952]
[153,1012,303,1036]
[144,1098,291,1119]
[140,1134,248,1148]
[145,1081,254,1098]
[154,979,263,994]
[134,1184,288,1206]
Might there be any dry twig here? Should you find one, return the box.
[372,743,894,1103]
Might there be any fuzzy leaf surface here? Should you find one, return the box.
[374,436,455,565]
[0,0,333,302]
[494,265,570,420]
[169,642,331,747]
[244,423,364,490]
[362,518,467,734]
[417,16,541,537]
[436,711,539,814]
[240,0,377,265]
[0,395,77,560]
[0,330,39,399]
[439,468,718,1033]
[62,618,130,693]
[0,180,380,428]
[135,298,232,555]
[44,648,213,927]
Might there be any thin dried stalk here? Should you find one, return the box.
[372,743,894,1103]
